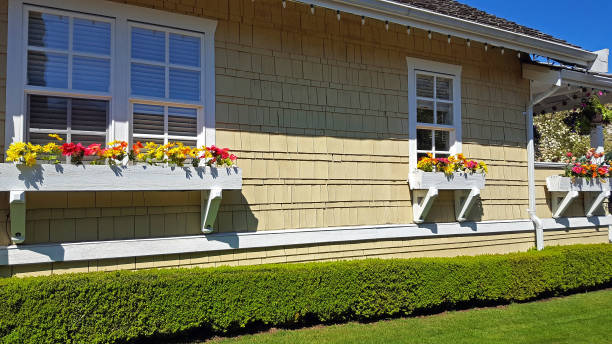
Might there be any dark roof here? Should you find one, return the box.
[392,0,581,49]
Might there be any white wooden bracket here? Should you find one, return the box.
[584,190,610,217]
[9,190,26,244]
[201,188,223,234]
[454,187,480,222]
[551,191,579,218]
[412,187,439,223]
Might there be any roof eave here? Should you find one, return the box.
[304,0,598,67]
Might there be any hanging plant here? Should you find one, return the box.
[563,93,612,135]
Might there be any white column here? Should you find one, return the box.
[590,125,604,152]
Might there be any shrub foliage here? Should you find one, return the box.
[1,244,611,343]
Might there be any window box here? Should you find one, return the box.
[545,175,610,218]
[0,163,242,243]
[408,170,485,223]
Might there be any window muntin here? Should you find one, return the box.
[415,70,457,160]
[27,94,108,145]
[129,24,202,102]
[26,10,112,93]
[132,104,198,145]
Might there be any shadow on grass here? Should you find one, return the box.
[122,282,612,344]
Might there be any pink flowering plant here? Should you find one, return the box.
[562,148,610,181]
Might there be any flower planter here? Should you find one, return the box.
[545,175,610,218]
[408,170,486,223]
[0,163,242,243]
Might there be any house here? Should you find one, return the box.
[0,0,610,277]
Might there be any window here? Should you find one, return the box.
[129,24,204,145]
[6,0,217,150]
[25,9,112,144]
[407,57,462,171]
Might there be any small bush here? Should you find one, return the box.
[0,244,611,343]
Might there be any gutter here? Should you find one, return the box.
[303,0,597,67]
[526,82,560,250]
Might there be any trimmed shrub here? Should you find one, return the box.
[0,244,611,343]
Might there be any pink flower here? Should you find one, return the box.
[84,143,101,156]
[566,152,572,157]
[572,166,583,174]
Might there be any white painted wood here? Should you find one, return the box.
[550,191,579,218]
[409,170,486,190]
[9,191,26,244]
[584,190,610,217]
[0,218,536,265]
[201,188,222,233]
[2,215,609,266]
[0,163,242,192]
[546,176,610,192]
[455,187,480,222]
[412,187,438,223]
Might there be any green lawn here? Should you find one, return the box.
[208,289,612,344]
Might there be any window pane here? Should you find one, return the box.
[416,74,434,98]
[28,11,69,50]
[131,27,165,62]
[133,104,164,135]
[169,33,200,67]
[417,129,432,150]
[27,51,68,88]
[29,132,66,145]
[131,63,165,97]
[169,68,200,101]
[72,98,108,132]
[417,100,434,123]
[73,56,110,92]
[434,130,450,151]
[436,102,453,125]
[168,107,197,137]
[436,77,452,100]
[73,18,111,55]
[29,95,68,130]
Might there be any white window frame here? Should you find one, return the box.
[5,0,217,151]
[407,57,462,172]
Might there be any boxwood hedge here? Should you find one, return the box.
[1,244,611,343]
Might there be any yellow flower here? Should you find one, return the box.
[24,152,37,166]
[48,133,63,141]
[42,142,59,153]
[27,143,43,153]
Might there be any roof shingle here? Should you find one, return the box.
[392,0,581,49]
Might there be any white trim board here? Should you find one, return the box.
[1,216,610,266]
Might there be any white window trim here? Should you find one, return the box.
[406,57,462,172]
[5,0,217,151]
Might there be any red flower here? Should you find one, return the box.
[229,154,237,161]
[84,143,101,156]
[566,152,572,157]
[132,141,143,155]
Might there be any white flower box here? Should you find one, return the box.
[545,175,610,219]
[0,163,242,243]
[408,170,486,190]
[408,170,486,223]
[0,163,242,191]
[545,175,610,192]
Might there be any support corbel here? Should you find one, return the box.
[454,187,480,222]
[9,190,26,243]
[550,190,579,218]
[584,190,610,217]
[201,188,222,234]
[412,187,438,223]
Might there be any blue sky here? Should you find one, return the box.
[458,1,612,52]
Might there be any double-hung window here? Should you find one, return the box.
[6,0,216,151]
[129,24,204,147]
[25,9,112,145]
[407,57,462,171]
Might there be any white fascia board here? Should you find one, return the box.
[559,69,612,91]
[304,0,596,67]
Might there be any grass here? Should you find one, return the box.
[206,289,612,344]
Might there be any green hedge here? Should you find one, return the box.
[1,244,611,343]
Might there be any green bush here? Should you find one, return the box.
[1,244,611,343]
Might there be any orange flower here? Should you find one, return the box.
[132,141,144,155]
